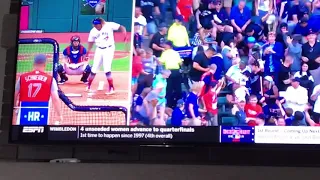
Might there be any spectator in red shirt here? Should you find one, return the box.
[202,80,223,126]
[245,95,263,125]
[176,0,193,22]
[131,53,143,95]
[201,63,217,84]
[199,63,217,98]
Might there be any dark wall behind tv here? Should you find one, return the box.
[0,162,318,180]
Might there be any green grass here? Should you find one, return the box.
[16,42,130,74]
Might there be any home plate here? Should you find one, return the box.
[65,93,82,97]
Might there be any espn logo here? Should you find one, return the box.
[22,126,45,133]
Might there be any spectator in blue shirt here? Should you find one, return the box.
[240,36,258,62]
[213,0,231,34]
[245,23,264,42]
[293,17,310,39]
[230,0,252,38]
[262,31,284,85]
[210,47,224,80]
[185,82,205,126]
[171,99,187,126]
[284,107,294,126]
[249,61,263,96]
[287,0,309,34]
[232,100,248,126]
[214,2,229,25]
[276,22,289,49]
[309,0,320,32]
[132,87,151,119]
[278,0,290,22]
[287,35,302,73]
[292,111,307,126]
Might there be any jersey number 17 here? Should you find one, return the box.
[28,83,42,98]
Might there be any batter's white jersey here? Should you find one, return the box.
[88,22,121,47]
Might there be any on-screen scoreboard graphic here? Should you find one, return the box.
[220,126,255,143]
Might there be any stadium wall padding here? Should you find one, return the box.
[27,0,133,33]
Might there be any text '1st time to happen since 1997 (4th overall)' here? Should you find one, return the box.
[77,126,196,139]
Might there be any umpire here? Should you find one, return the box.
[159,40,183,108]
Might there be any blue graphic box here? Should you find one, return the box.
[86,0,100,8]
[19,101,49,125]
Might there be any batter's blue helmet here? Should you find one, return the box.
[92,18,102,25]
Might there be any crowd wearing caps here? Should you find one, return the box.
[175,15,184,22]
[247,37,256,44]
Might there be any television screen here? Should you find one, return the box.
[11,0,320,145]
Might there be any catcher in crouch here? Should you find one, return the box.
[57,35,92,84]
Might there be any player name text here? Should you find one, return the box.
[25,75,48,82]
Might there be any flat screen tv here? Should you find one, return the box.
[9,0,320,146]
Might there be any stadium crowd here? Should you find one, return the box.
[131,0,320,127]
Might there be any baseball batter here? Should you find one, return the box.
[86,17,127,94]
[57,36,91,84]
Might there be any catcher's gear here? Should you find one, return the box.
[68,63,81,70]
[70,35,80,44]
